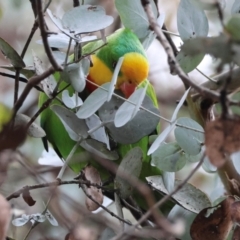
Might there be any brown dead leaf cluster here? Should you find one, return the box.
[80,165,103,212]
[190,196,240,240]
[205,117,240,167]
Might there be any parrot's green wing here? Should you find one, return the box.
[38,74,87,173]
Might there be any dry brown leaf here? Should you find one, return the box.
[82,165,103,211]
[205,117,240,167]
[190,196,234,240]
[0,194,11,240]
[22,189,36,206]
[230,201,240,224]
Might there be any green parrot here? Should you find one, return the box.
[38,27,170,217]
[39,28,162,186]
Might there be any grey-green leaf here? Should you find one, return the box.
[148,123,176,155]
[175,117,204,155]
[146,176,211,213]
[98,92,159,144]
[162,171,175,193]
[62,5,114,34]
[0,38,25,68]
[76,83,110,119]
[151,142,186,172]
[80,139,118,160]
[176,50,205,73]
[86,114,110,149]
[114,85,147,127]
[62,90,83,109]
[177,0,209,40]
[51,105,89,141]
[115,147,143,199]
[115,0,157,42]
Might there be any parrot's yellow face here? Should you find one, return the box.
[88,52,149,97]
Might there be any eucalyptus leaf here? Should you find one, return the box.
[12,215,30,226]
[146,176,211,213]
[62,90,83,109]
[80,139,118,160]
[151,142,186,172]
[52,51,68,65]
[76,83,110,119]
[62,61,87,92]
[107,57,124,102]
[62,5,113,35]
[98,92,159,144]
[181,35,233,64]
[176,50,205,73]
[177,0,208,40]
[175,117,204,155]
[15,114,46,138]
[115,147,143,199]
[0,37,25,68]
[114,84,148,127]
[51,105,89,141]
[37,33,98,49]
[171,88,190,122]
[142,13,165,50]
[162,171,175,193]
[115,0,158,42]
[45,209,58,226]
[32,213,46,223]
[148,123,176,155]
[86,114,110,149]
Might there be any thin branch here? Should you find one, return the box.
[26,83,70,129]
[0,71,43,92]
[13,67,55,114]
[6,179,105,201]
[13,68,20,105]
[36,0,62,71]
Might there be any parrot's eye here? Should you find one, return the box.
[112,61,117,69]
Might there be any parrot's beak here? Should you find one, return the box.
[119,81,137,98]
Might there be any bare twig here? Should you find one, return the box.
[13,68,20,105]
[13,67,55,113]
[6,179,106,201]
[36,0,62,71]
[0,71,43,92]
